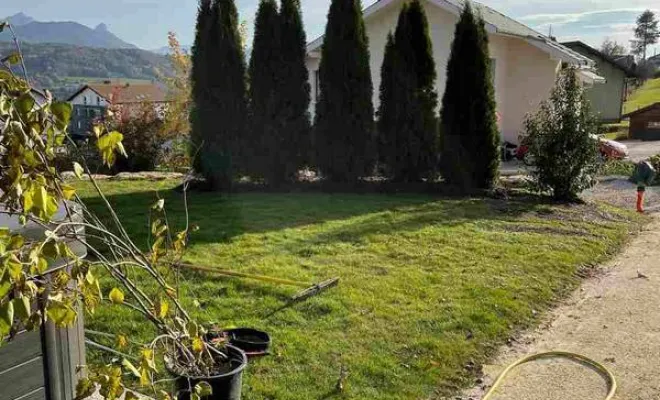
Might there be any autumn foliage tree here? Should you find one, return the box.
[162,31,191,139]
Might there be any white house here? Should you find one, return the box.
[305,0,602,143]
[67,81,167,137]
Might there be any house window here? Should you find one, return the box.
[77,121,81,129]
[97,96,101,105]
[649,121,660,129]
[83,96,88,105]
[315,70,320,102]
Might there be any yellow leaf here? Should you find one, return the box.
[194,382,213,397]
[116,334,128,349]
[122,358,141,378]
[156,298,169,319]
[23,189,34,211]
[12,296,31,321]
[152,199,165,211]
[0,301,14,337]
[192,336,204,353]
[61,184,76,200]
[157,390,173,400]
[125,392,140,400]
[73,162,84,179]
[35,186,49,215]
[108,287,124,304]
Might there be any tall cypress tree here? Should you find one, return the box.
[205,0,248,189]
[277,0,312,184]
[380,0,438,182]
[190,0,213,180]
[440,3,499,189]
[314,0,375,183]
[248,0,281,183]
[377,32,398,170]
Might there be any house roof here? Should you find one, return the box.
[66,82,168,104]
[307,0,594,67]
[622,102,660,119]
[561,41,638,77]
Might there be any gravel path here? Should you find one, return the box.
[584,177,660,212]
[462,184,660,400]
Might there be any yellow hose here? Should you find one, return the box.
[482,351,617,400]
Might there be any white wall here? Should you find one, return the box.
[306,0,562,143]
[69,88,109,107]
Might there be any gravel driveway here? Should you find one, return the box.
[464,215,660,400]
[621,140,660,162]
[461,178,660,400]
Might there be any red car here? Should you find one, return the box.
[516,135,628,165]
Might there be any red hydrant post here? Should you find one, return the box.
[637,186,646,213]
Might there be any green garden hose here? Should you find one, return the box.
[482,351,617,400]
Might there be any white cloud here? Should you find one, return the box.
[518,8,655,27]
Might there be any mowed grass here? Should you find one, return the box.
[76,180,642,399]
[624,77,660,114]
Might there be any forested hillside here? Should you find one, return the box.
[0,42,171,99]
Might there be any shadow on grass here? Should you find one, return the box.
[85,184,549,250]
[81,185,555,251]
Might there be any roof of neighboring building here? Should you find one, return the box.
[622,102,660,118]
[307,0,594,67]
[66,82,167,104]
[561,41,638,77]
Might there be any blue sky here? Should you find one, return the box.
[1,0,659,55]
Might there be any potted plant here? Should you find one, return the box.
[0,24,241,400]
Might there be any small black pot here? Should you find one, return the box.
[224,328,271,358]
[171,345,248,400]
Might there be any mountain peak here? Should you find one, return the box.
[95,23,108,32]
[7,12,34,26]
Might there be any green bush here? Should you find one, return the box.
[599,159,636,177]
[649,154,660,174]
[108,104,165,172]
[523,67,600,200]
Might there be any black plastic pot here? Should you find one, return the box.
[171,345,248,400]
[224,328,271,358]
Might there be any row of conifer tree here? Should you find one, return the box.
[191,0,499,190]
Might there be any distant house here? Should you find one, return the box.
[622,102,660,141]
[647,54,660,72]
[306,0,602,144]
[67,81,167,138]
[562,41,637,122]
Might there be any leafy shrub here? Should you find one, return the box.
[159,138,191,173]
[649,154,660,169]
[523,67,600,200]
[600,159,636,177]
[107,103,165,172]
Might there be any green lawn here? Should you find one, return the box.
[77,180,642,399]
[624,78,660,114]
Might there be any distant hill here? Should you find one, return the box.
[151,45,192,55]
[0,42,172,99]
[0,13,136,49]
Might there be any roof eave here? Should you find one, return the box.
[306,0,496,54]
[520,36,595,67]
